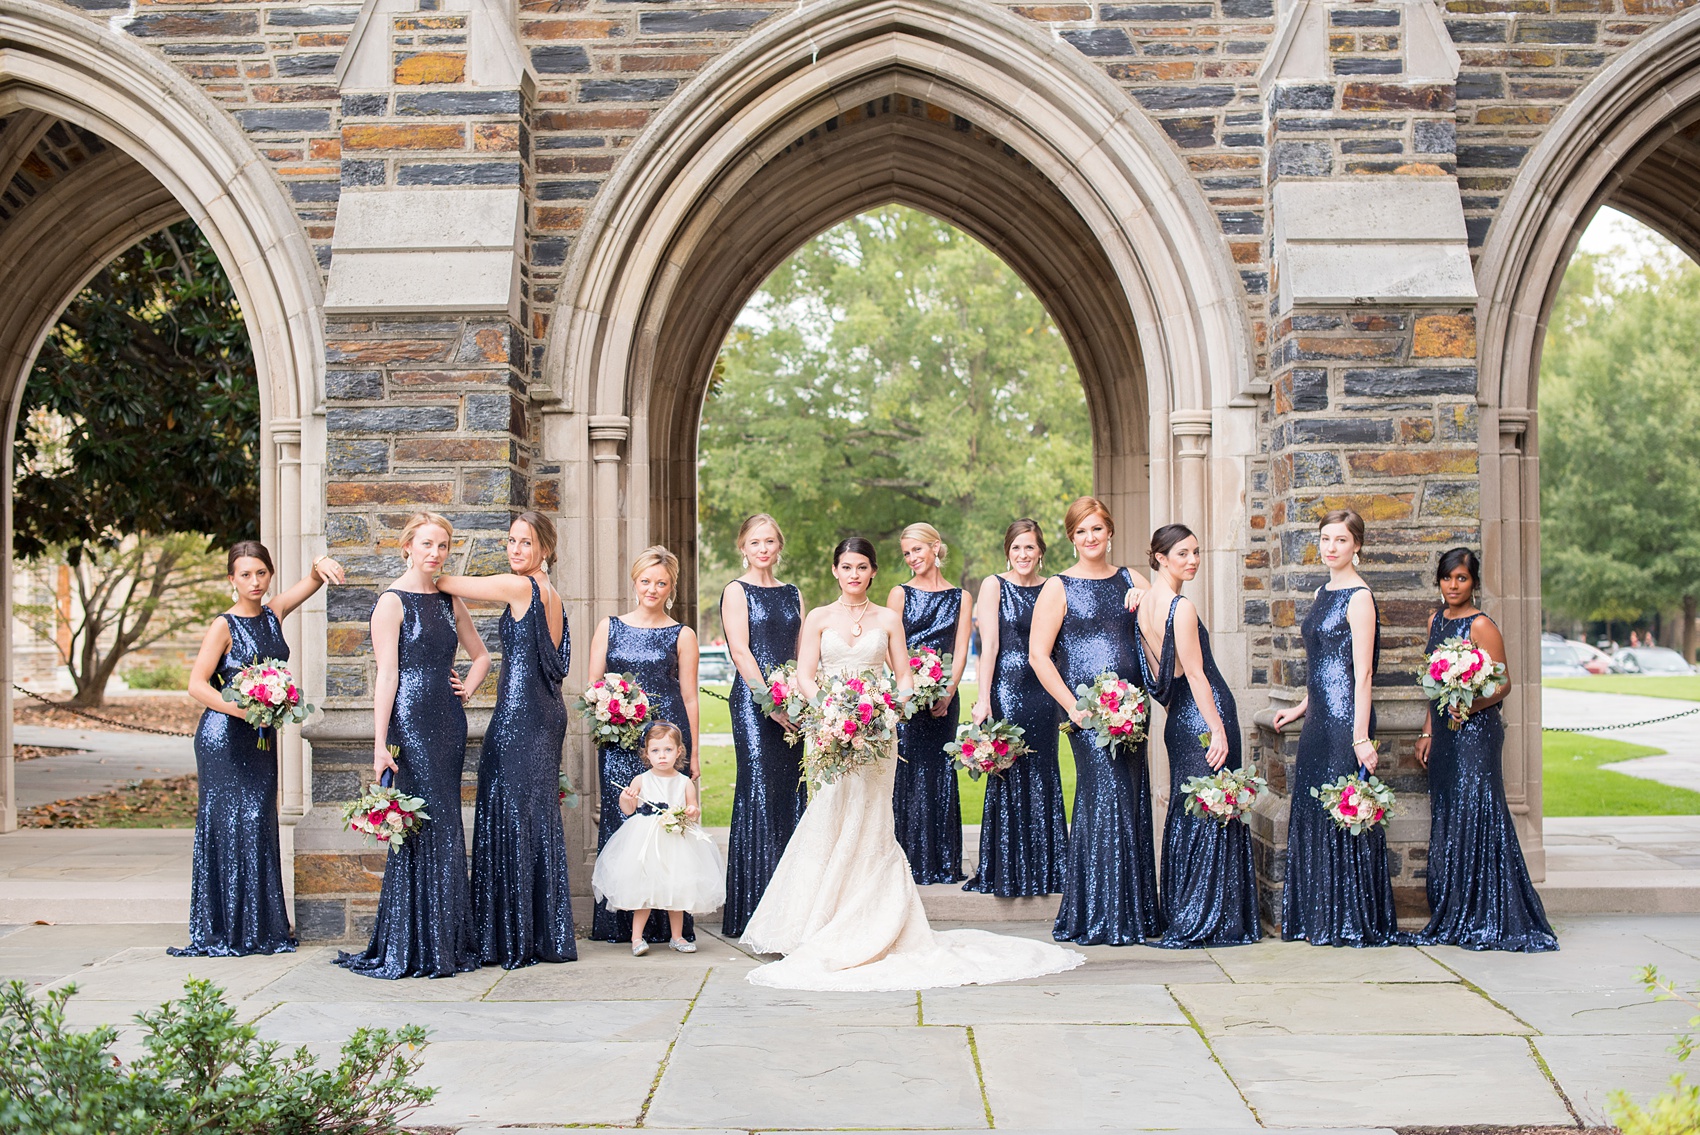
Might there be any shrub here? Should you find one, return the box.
[1611,965,1700,1135]
[0,978,434,1134]
[123,659,190,691]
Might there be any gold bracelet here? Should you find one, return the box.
[312,554,329,569]
[1353,737,1372,747]
[1418,732,1433,739]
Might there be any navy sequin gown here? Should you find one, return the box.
[895,584,966,884]
[1414,613,1556,952]
[169,609,296,957]
[1051,570,1165,945]
[721,582,807,937]
[591,617,696,944]
[337,591,479,978]
[1281,585,1397,947]
[964,578,1066,897]
[1135,596,1260,948]
[471,577,577,969]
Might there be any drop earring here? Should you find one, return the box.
[1352,553,1360,567]
[741,554,749,571]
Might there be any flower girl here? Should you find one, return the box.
[591,721,726,955]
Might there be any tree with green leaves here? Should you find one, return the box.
[1540,250,1700,660]
[10,220,258,703]
[699,206,1092,613]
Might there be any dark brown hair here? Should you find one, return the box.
[226,540,274,576]
[1318,508,1366,548]
[512,511,558,567]
[1003,518,1046,561]
[832,536,878,572]
[1147,524,1196,570]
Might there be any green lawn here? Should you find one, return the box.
[1542,730,1700,816]
[1544,675,1700,702]
[694,680,1077,826]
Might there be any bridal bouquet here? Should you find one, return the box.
[800,669,904,787]
[221,657,313,750]
[907,646,952,713]
[343,757,429,849]
[1181,763,1266,825]
[575,674,650,750]
[757,661,808,737]
[1071,671,1148,756]
[1419,636,1507,729]
[945,719,1028,780]
[1311,773,1396,835]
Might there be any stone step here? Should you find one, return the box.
[918,883,1059,921]
[1537,870,1700,914]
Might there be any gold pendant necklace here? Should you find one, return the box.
[839,597,871,636]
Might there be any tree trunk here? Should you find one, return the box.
[1684,594,1697,665]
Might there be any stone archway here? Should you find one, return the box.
[1475,4,1700,872]
[0,0,327,831]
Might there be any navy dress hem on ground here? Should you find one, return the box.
[895,584,966,885]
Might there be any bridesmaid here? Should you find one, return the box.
[337,512,490,978]
[964,519,1066,897]
[588,546,702,946]
[1271,508,1398,947]
[1413,548,1557,951]
[172,541,344,957]
[886,522,972,884]
[1029,497,1163,945]
[1133,525,1259,948]
[720,514,807,937]
[436,512,576,969]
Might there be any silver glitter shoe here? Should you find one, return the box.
[669,938,697,954]
[631,941,649,957]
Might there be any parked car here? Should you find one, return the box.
[1541,640,1592,678]
[1613,646,1697,675]
[698,646,734,684]
[1565,639,1621,675]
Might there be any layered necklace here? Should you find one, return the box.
[837,596,872,637]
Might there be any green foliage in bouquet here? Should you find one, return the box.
[0,978,434,1134]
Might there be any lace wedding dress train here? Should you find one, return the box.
[740,628,1085,990]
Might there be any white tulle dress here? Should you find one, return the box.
[591,771,726,915]
[740,627,1085,990]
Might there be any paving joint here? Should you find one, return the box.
[961,1024,994,1130]
[634,964,711,1128]
[1169,986,1262,1127]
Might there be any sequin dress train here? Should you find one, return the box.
[721,582,807,937]
[1413,613,1556,952]
[591,617,696,944]
[1051,570,1165,946]
[336,591,479,978]
[963,578,1066,897]
[1135,596,1260,948]
[170,609,296,957]
[895,584,966,884]
[1281,585,1397,947]
[471,577,576,969]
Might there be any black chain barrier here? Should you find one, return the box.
[1542,703,1700,734]
[11,683,196,737]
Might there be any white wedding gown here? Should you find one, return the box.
[740,627,1085,990]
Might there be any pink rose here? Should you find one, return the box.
[928,663,943,681]
[991,740,1009,757]
[910,657,923,670]
[961,741,977,757]
[857,703,875,724]
[634,704,647,721]
[847,677,865,693]
[842,720,859,735]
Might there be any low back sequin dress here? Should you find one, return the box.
[471,576,577,969]
[1280,585,1397,947]
[1050,569,1164,946]
[1135,595,1259,948]
[721,581,806,937]
[590,617,697,944]
[963,577,1066,897]
[1413,611,1556,952]
[336,590,479,978]
[169,608,296,957]
[894,584,966,884]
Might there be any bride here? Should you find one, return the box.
[741,536,1084,990]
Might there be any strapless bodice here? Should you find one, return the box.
[820,627,891,678]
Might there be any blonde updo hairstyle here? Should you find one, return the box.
[900,522,947,566]
[512,510,558,568]
[736,513,786,566]
[630,545,681,609]
[399,511,454,567]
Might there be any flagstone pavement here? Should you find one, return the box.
[5,914,1697,1131]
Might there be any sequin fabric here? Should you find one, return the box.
[1413,613,1557,952]
[963,578,1067,897]
[336,591,479,978]
[1051,569,1164,945]
[721,582,807,937]
[1135,596,1260,948]
[1281,585,1398,947]
[471,577,577,968]
[590,618,696,944]
[895,584,966,884]
[169,609,296,957]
